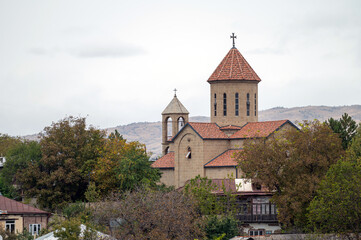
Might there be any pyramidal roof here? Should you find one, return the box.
[208,47,261,82]
[162,94,189,115]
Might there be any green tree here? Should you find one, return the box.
[346,125,361,161]
[236,120,344,230]
[307,159,361,239]
[92,132,161,196]
[205,215,239,240]
[1,141,41,186]
[0,134,21,157]
[327,113,358,150]
[16,116,105,211]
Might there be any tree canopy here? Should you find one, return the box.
[236,120,344,229]
[92,131,161,196]
[16,117,106,210]
[327,113,359,150]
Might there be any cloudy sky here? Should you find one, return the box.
[1,0,360,136]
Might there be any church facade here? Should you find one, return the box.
[152,41,296,189]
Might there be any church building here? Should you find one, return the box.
[152,35,296,189]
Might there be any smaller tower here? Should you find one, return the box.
[161,91,189,155]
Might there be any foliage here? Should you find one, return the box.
[346,125,361,161]
[0,176,18,199]
[236,120,344,229]
[53,216,99,240]
[327,113,359,150]
[2,141,41,186]
[91,188,204,240]
[16,116,106,211]
[205,215,239,240]
[0,134,21,156]
[307,159,361,239]
[92,132,161,196]
[62,202,87,219]
[0,229,34,240]
[184,175,221,215]
[85,182,100,202]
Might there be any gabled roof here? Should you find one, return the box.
[188,122,229,139]
[230,120,290,139]
[162,95,189,115]
[0,195,49,215]
[151,152,174,169]
[208,48,261,82]
[204,149,242,167]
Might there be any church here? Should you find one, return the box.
[151,35,298,235]
[152,35,297,189]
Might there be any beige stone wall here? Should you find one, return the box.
[174,126,204,188]
[0,215,24,234]
[203,140,230,165]
[205,167,237,179]
[210,81,258,127]
[230,139,245,149]
[158,169,175,186]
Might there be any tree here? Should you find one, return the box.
[0,134,21,157]
[307,159,361,239]
[346,125,361,161]
[16,116,105,210]
[92,132,161,196]
[91,188,204,240]
[236,120,344,230]
[327,113,358,150]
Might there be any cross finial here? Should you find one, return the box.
[230,33,237,48]
[174,88,177,97]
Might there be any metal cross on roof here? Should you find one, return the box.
[174,88,177,96]
[230,33,237,48]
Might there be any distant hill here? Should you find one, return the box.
[23,105,361,158]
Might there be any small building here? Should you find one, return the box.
[0,195,50,235]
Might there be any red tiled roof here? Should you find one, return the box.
[151,152,174,169]
[231,120,288,139]
[208,48,261,82]
[188,122,229,139]
[0,196,49,215]
[204,149,242,167]
[220,125,242,130]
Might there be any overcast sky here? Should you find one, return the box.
[1,0,360,136]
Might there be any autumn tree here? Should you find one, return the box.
[327,113,359,150]
[0,134,21,156]
[92,131,161,196]
[91,188,204,240]
[236,120,344,230]
[16,116,105,210]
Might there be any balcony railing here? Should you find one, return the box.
[236,203,278,223]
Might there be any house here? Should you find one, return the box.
[151,34,298,234]
[0,195,50,235]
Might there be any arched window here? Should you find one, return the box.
[223,93,227,116]
[165,146,169,155]
[235,93,239,116]
[167,117,173,140]
[178,116,185,131]
[246,93,250,116]
[254,93,257,116]
[186,147,192,159]
[214,94,217,116]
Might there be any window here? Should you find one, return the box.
[6,220,15,233]
[246,93,250,116]
[165,146,169,155]
[166,117,173,141]
[223,93,227,116]
[178,117,185,131]
[186,147,191,159]
[235,93,239,116]
[29,224,41,235]
[254,93,257,116]
[214,94,217,116]
[249,229,264,236]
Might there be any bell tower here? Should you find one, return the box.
[161,90,189,155]
[208,33,261,127]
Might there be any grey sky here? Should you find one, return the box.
[1,0,360,136]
